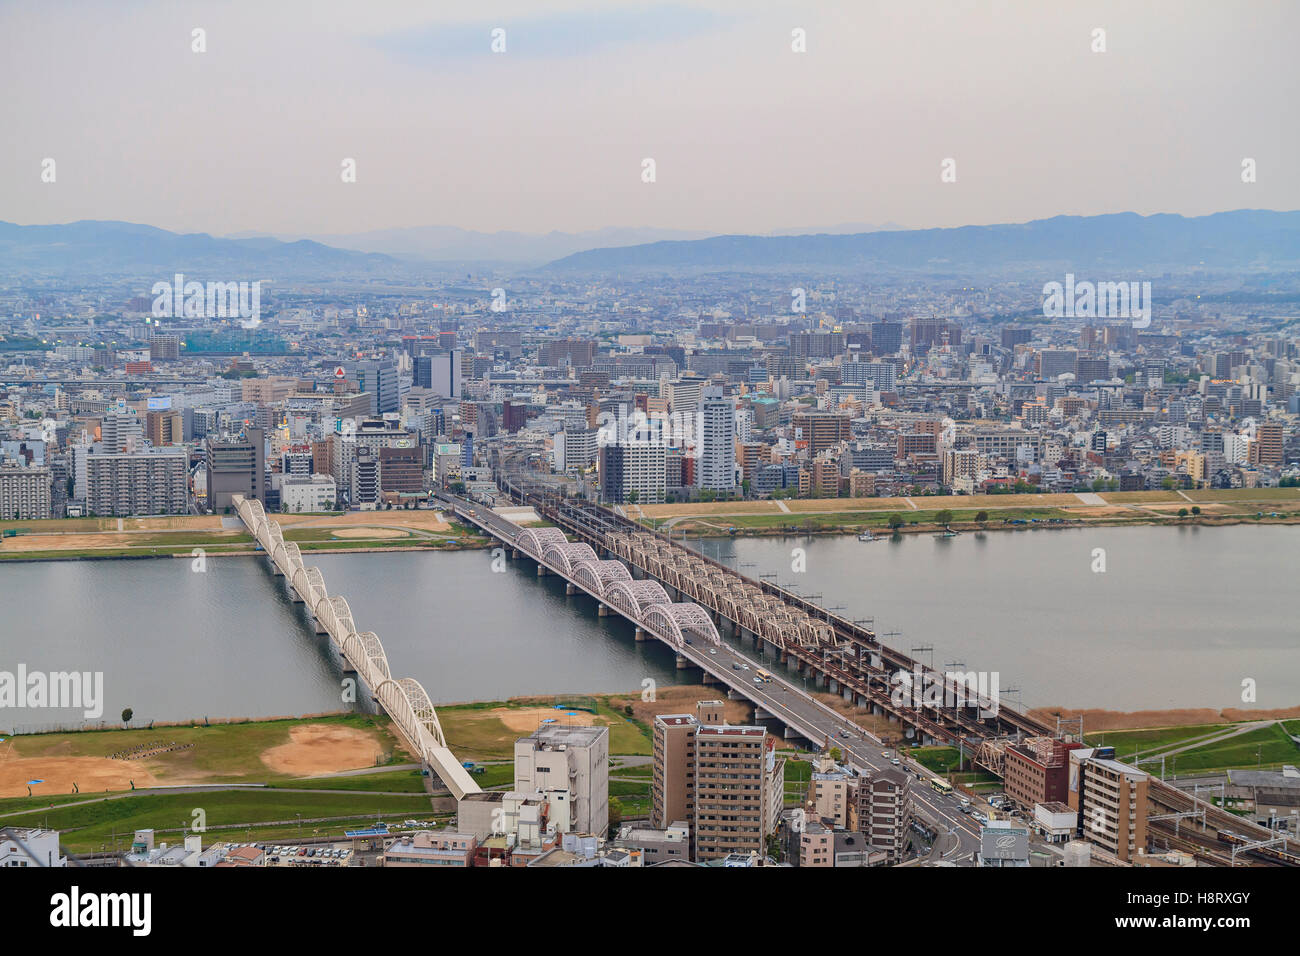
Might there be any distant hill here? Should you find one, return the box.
[228,224,719,264]
[0,220,403,278]
[545,210,1300,273]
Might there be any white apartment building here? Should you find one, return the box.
[514,725,609,837]
[280,474,337,513]
[0,462,52,519]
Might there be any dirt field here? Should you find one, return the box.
[0,508,455,555]
[495,706,600,734]
[1029,705,1300,733]
[275,511,451,532]
[327,527,408,539]
[606,686,754,727]
[259,723,386,775]
[0,754,158,798]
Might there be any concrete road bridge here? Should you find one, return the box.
[232,495,480,800]
[462,476,1287,860]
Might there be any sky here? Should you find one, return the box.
[2,0,1297,238]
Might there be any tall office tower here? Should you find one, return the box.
[414,349,462,399]
[1001,326,1032,349]
[871,321,904,355]
[353,359,399,414]
[514,725,609,837]
[205,428,266,511]
[1075,356,1110,383]
[1038,349,1078,380]
[697,385,736,492]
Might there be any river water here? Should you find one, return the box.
[1,524,1295,728]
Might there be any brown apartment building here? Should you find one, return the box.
[652,701,783,863]
[1003,737,1083,811]
[1068,749,1149,863]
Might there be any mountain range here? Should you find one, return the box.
[3,210,1298,279]
[545,210,1300,274]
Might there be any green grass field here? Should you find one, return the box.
[4,713,401,784]
[1085,724,1231,762]
[0,789,436,854]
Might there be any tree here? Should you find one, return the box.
[121,707,133,726]
[887,513,904,530]
[975,510,989,523]
[627,490,639,504]
[1191,506,1201,515]
[935,509,954,526]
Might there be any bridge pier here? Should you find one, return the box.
[634,627,646,642]
[313,617,328,635]
[565,582,576,596]
[597,604,610,617]
[675,654,693,670]
[289,587,305,604]
[537,564,548,576]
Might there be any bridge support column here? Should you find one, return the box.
[289,587,304,604]
[565,583,576,596]
[511,549,521,559]
[313,617,328,635]
[634,627,646,642]
[537,564,548,576]
[675,654,693,670]
[597,604,610,617]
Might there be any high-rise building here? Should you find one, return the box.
[792,410,851,458]
[414,349,462,399]
[1249,423,1283,466]
[87,447,189,516]
[352,359,399,414]
[599,440,666,504]
[693,724,784,862]
[0,462,52,520]
[206,428,265,512]
[697,385,736,492]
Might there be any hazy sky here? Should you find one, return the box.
[3,0,1296,237]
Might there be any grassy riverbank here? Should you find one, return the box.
[630,487,1300,537]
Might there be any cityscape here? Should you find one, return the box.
[1,0,1296,934]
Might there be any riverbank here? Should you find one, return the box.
[0,509,493,562]
[631,487,1300,537]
